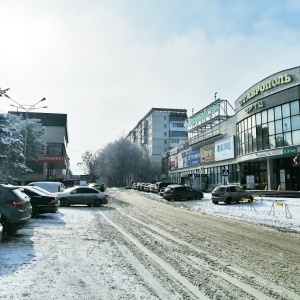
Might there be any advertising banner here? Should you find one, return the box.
[187,148,200,167]
[201,143,215,163]
[177,150,188,169]
[215,137,235,161]
[170,154,178,170]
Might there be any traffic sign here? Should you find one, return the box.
[223,169,229,176]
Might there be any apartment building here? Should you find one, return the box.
[127,108,188,166]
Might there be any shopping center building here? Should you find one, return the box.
[162,66,300,191]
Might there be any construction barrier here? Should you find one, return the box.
[239,198,256,211]
[269,201,292,219]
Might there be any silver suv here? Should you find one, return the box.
[211,185,252,205]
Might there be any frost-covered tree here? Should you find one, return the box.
[88,137,159,187]
[81,150,100,181]
[0,113,45,183]
[11,114,45,161]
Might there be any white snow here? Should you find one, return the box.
[137,190,300,232]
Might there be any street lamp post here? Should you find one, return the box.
[8,96,47,184]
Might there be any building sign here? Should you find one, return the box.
[283,147,297,154]
[244,100,264,114]
[215,137,234,161]
[201,143,215,163]
[27,155,66,164]
[187,148,200,167]
[238,149,283,161]
[185,104,220,128]
[238,73,292,107]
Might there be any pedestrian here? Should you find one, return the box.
[100,184,105,192]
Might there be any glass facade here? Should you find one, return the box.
[237,100,300,156]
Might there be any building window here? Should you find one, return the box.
[47,143,64,155]
[164,116,167,120]
[170,139,179,143]
[164,124,167,128]
[172,122,184,128]
[164,132,167,136]
[164,140,167,144]
[237,100,300,156]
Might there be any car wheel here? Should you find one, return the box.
[60,198,68,207]
[93,199,101,207]
[212,200,219,205]
[87,204,92,207]
[31,206,39,218]
[174,195,181,201]
[224,197,232,205]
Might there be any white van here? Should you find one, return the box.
[27,182,66,193]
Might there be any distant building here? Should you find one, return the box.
[127,108,188,166]
[8,111,70,184]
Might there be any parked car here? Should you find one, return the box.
[163,185,203,201]
[131,183,137,189]
[29,185,58,196]
[143,183,153,192]
[27,181,66,193]
[0,184,32,239]
[136,182,144,191]
[149,184,156,193]
[155,182,177,194]
[18,186,60,218]
[158,187,167,197]
[88,183,106,192]
[57,186,108,207]
[211,185,253,204]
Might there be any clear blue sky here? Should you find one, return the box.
[1,0,300,174]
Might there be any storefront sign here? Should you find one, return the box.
[238,149,283,161]
[215,137,234,161]
[27,155,66,163]
[238,73,292,107]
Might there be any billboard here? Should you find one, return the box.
[178,150,188,169]
[187,148,200,167]
[201,143,215,163]
[215,137,234,161]
[170,154,178,170]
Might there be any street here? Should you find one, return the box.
[0,189,299,300]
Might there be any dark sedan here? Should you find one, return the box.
[18,186,59,218]
[163,185,203,201]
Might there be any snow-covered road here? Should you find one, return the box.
[0,189,299,299]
